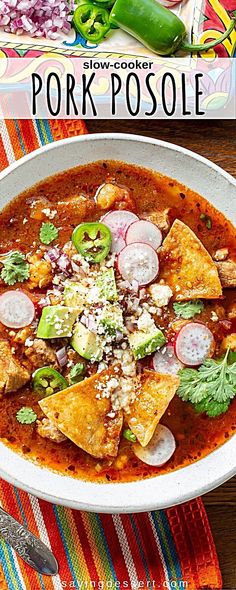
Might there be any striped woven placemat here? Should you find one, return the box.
[0,119,222,590]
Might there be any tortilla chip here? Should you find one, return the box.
[39,367,123,459]
[125,369,179,447]
[159,219,222,301]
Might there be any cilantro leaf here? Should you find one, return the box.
[177,349,236,417]
[1,251,30,286]
[177,368,209,403]
[39,222,59,245]
[195,398,230,417]
[69,363,85,384]
[229,351,236,365]
[200,213,212,229]
[16,407,37,425]
[173,300,204,319]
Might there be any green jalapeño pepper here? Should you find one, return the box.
[32,367,68,397]
[73,4,110,43]
[109,0,235,56]
[75,0,95,6]
[72,222,112,263]
[93,0,114,5]
[75,0,114,9]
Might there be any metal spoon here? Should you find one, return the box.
[0,506,58,575]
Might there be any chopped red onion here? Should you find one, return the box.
[115,330,123,342]
[218,319,232,331]
[57,253,70,273]
[80,314,88,327]
[71,260,81,273]
[137,361,143,375]
[139,288,146,300]
[46,248,71,277]
[131,279,139,293]
[80,314,97,333]
[56,346,68,367]
[87,314,97,333]
[45,247,60,264]
[52,282,64,292]
[1,0,75,39]
[126,319,136,333]
[37,295,51,309]
[119,279,140,293]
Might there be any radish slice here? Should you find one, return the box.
[159,0,181,5]
[0,290,35,329]
[118,243,159,286]
[126,220,162,250]
[134,425,176,466]
[152,344,184,375]
[175,322,214,366]
[102,210,138,254]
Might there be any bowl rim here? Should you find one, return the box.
[1,132,236,190]
[0,132,236,513]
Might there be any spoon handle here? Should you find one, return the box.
[0,506,58,576]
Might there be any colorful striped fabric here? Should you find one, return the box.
[0,120,87,170]
[0,119,222,590]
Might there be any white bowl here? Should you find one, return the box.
[0,133,236,513]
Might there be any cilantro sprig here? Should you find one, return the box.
[177,349,236,417]
[16,407,37,425]
[0,251,30,286]
[39,222,59,245]
[69,363,85,384]
[195,398,230,418]
[173,300,204,320]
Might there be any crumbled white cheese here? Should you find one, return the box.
[109,377,120,390]
[107,411,116,419]
[95,376,120,400]
[214,248,228,261]
[25,338,34,347]
[111,376,138,413]
[137,310,156,332]
[113,349,123,360]
[42,208,57,220]
[211,311,219,322]
[87,286,100,305]
[97,361,108,373]
[149,305,157,314]
[120,349,136,377]
[100,253,116,270]
[72,253,90,275]
[149,284,173,307]
[127,297,140,313]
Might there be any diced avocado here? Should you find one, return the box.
[95,268,118,302]
[64,282,87,312]
[71,322,103,361]
[98,303,124,337]
[37,305,78,339]
[128,329,166,360]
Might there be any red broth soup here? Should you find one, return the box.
[0,160,235,483]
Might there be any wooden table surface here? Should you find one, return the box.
[87,120,236,589]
